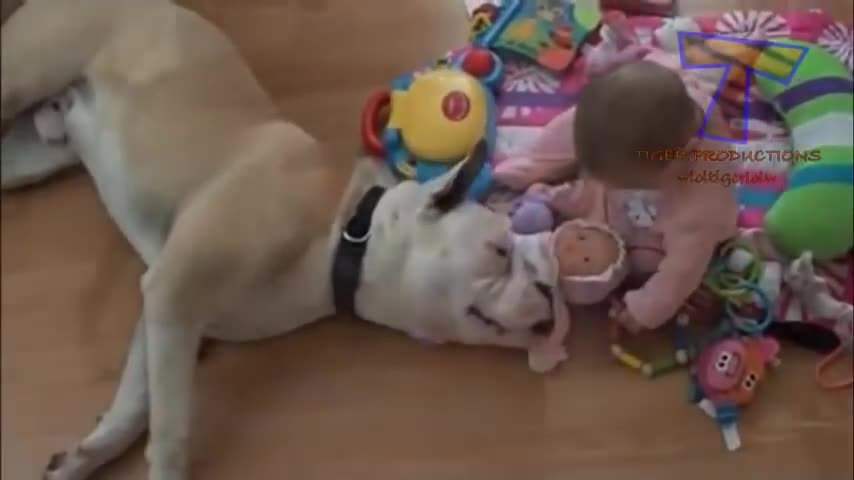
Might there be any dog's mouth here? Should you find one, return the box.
[467,282,555,336]
[467,305,507,334]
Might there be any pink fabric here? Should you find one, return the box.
[511,232,572,373]
[737,207,765,229]
[620,167,738,329]
[492,107,578,190]
[601,0,675,17]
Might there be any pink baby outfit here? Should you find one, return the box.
[494,47,739,330]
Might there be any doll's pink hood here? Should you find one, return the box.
[510,220,629,373]
[510,232,572,373]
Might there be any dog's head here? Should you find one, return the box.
[356,140,557,360]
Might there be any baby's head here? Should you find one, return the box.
[552,220,629,304]
[574,60,702,189]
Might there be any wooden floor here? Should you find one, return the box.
[2,0,852,479]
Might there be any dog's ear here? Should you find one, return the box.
[425,138,489,215]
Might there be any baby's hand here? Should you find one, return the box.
[609,299,643,334]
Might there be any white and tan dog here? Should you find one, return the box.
[1,1,558,479]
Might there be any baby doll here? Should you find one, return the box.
[524,219,629,372]
[494,19,738,334]
[553,219,629,301]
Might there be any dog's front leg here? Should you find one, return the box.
[44,320,149,480]
[142,277,204,480]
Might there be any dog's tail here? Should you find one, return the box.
[1,0,165,126]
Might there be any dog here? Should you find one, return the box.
[1,1,558,479]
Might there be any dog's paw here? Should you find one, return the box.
[42,449,98,480]
[33,98,70,145]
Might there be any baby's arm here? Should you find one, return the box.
[623,230,715,329]
[492,107,578,191]
[543,179,605,221]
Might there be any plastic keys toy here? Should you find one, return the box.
[608,312,694,379]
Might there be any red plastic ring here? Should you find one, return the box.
[361,89,391,156]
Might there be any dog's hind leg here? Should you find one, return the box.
[44,320,150,480]
[1,95,80,190]
[0,0,160,125]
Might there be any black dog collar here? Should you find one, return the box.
[331,186,386,317]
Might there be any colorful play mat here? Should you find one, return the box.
[456,1,854,342]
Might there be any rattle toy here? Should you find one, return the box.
[361,46,504,200]
[690,335,781,451]
[360,0,528,200]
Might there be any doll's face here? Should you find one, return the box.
[555,225,619,277]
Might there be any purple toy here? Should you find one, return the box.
[510,190,555,234]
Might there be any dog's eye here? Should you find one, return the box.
[487,239,510,258]
[583,256,590,263]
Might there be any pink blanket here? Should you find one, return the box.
[483,9,852,165]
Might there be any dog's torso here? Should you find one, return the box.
[1,2,558,478]
[25,2,356,341]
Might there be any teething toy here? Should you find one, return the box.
[361,0,522,201]
[608,312,696,378]
[360,50,501,200]
[608,286,724,379]
[690,335,781,451]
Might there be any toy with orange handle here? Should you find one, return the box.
[360,46,504,200]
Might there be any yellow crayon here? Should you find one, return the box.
[611,344,644,370]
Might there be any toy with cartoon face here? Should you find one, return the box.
[624,194,657,228]
[551,220,630,305]
[695,336,780,406]
[555,222,620,277]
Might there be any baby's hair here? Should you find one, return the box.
[574,60,699,178]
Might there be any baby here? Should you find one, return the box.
[498,42,739,333]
